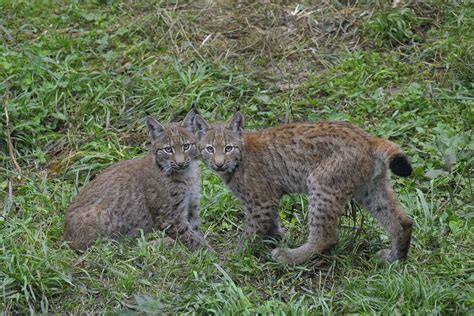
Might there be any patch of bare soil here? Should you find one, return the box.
[123,0,439,90]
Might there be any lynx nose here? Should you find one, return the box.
[214,156,224,168]
[174,153,186,168]
[176,160,188,168]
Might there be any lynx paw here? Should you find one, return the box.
[377,248,397,263]
[271,247,294,264]
[148,237,175,248]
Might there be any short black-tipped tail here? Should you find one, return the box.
[371,138,412,177]
[389,154,412,177]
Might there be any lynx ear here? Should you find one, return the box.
[193,114,211,139]
[146,116,164,141]
[181,107,196,133]
[227,111,245,137]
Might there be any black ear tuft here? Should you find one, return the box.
[146,116,164,141]
[389,154,412,177]
[227,111,245,137]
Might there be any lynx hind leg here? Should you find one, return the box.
[63,222,99,251]
[357,176,413,262]
[238,199,284,249]
[272,185,346,265]
[63,207,105,251]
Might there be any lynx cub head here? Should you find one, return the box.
[146,109,198,174]
[193,111,245,174]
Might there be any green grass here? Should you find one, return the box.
[1,0,473,314]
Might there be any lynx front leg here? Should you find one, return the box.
[158,202,214,252]
[186,194,205,233]
[185,195,215,252]
[162,217,214,252]
[238,199,283,249]
[272,184,347,264]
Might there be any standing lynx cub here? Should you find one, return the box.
[194,111,413,264]
[63,109,212,251]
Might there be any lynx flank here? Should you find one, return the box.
[63,109,213,252]
[194,112,413,264]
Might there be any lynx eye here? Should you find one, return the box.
[224,145,234,153]
[206,146,215,153]
[183,143,190,151]
[163,146,173,154]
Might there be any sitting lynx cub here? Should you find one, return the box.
[194,111,413,264]
[63,108,213,252]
